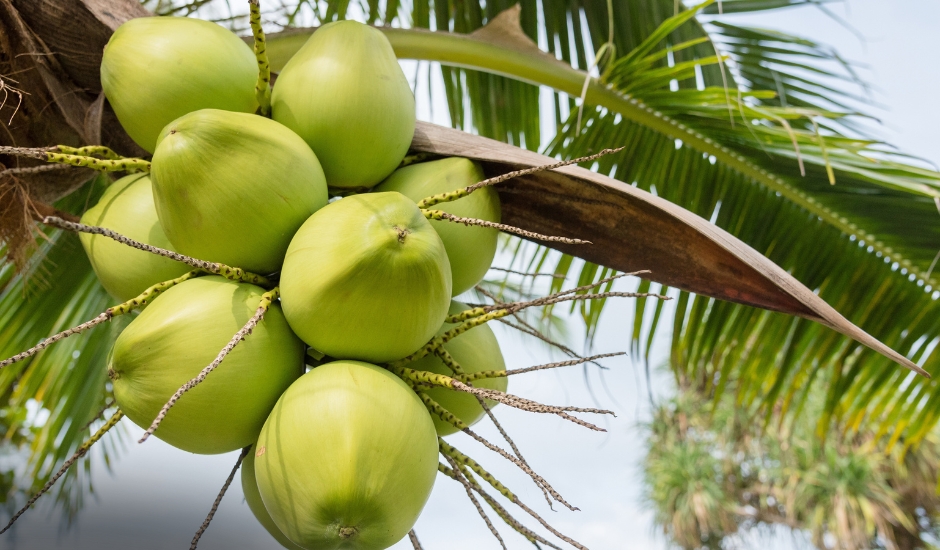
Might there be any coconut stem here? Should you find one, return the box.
[0,270,201,370]
[41,217,272,287]
[443,454,507,549]
[0,410,125,535]
[0,145,151,172]
[408,530,424,550]
[139,287,280,444]
[416,147,624,209]
[422,209,591,245]
[438,462,563,550]
[190,446,250,550]
[248,0,272,116]
[462,352,626,382]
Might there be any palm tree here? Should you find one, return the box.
[0,0,937,545]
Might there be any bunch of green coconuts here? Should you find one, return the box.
[87,15,508,550]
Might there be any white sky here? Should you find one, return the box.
[6,1,940,549]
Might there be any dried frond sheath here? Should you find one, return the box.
[416,147,625,209]
[190,446,250,549]
[444,454,507,549]
[0,410,125,534]
[462,352,626,382]
[248,0,272,116]
[422,209,591,245]
[42,217,271,287]
[139,287,280,444]
[0,270,201,369]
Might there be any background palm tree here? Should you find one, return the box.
[0,0,938,546]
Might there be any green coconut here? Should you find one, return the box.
[271,20,415,189]
[280,192,451,363]
[101,16,257,153]
[376,158,500,295]
[242,447,305,550]
[109,276,304,454]
[410,300,507,436]
[79,174,191,302]
[255,361,438,550]
[151,109,328,274]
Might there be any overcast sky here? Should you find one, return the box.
[6,2,940,549]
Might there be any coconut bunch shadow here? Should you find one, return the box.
[0,137,653,548]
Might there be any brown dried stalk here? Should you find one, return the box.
[0,410,125,535]
[190,446,250,549]
[423,209,591,245]
[444,454,507,549]
[41,217,271,287]
[0,270,201,369]
[139,288,280,444]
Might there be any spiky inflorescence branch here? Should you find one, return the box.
[416,390,570,510]
[431,346,553,506]
[462,352,626,382]
[0,410,125,535]
[443,442,589,550]
[139,288,280,444]
[416,147,625,209]
[42,217,271,287]
[391,365,612,431]
[54,145,123,160]
[248,0,272,116]
[0,145,150,172]
[190,446,250,549]
[423,209,591,245]
[438,462,564,550]
[445,454,507,549]
[0,270,201,369]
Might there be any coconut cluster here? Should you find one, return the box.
[89,16,507,550]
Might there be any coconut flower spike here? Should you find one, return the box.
[0,145,151,172]
[247,0,272,116]
[0,270,201,369]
